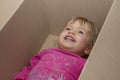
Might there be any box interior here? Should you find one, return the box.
[1,0,119,80]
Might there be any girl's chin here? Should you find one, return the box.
[59,44,73,50]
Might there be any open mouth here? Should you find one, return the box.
[64,35,76,42]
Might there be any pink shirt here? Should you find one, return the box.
[14,48,86,80]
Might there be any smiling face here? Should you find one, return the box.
[58,20,91,57]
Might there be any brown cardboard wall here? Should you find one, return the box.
[43,0,114,35]
[79,0,120,80]
[0,0,24,31]
[0,0,49,79]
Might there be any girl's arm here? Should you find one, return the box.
[13,49,47,80]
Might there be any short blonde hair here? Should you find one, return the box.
[66,17,98,48]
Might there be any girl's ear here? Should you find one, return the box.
[84,47,91,55]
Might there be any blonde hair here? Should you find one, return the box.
[66,17,98,48]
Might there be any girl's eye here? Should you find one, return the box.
[65,27,71,30]
[78,30,84,34]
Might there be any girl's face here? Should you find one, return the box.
[58,20,91,56]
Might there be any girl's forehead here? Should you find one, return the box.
[67,20,90,31]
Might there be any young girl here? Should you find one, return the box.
[14,17,98,80]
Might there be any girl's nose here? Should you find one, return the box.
[68,30,75,35]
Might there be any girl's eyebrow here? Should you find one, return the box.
[67,24,71,26]
[77,28,85,32]
[67,24,72,27]
[78,27,85,30]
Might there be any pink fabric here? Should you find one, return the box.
[14,48,86,80]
